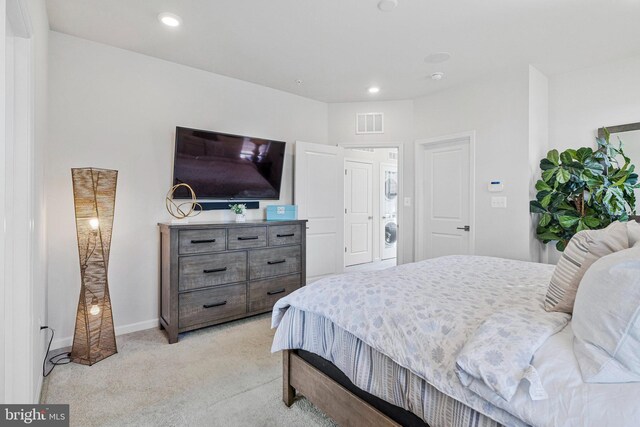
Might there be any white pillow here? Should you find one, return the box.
[628,220,640,247]
[572,246,640,383]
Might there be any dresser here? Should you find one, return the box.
[158,220,307,343]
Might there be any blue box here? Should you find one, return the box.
[266,205,298,221]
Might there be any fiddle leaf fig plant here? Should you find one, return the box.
[530,131,639,251]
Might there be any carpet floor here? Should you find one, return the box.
[41,314,336,427]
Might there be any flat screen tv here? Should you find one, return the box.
[172,127,286,200]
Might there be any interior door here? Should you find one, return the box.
[418,140,471,260]
[344,160,373,266]
[380,163,398,260]
[295,141,344,282]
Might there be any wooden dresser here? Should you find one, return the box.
[158,220,307,343]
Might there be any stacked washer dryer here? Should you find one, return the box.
[381,166,398,260]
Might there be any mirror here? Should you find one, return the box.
[598,122,640,217]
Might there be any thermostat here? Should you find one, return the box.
[488,181,504,192]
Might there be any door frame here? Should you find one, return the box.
[338,142,405,265]
[343,157,374,267]
[2,0,37,403]
[414,132,476,261]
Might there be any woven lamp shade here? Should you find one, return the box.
[70,168,118,365]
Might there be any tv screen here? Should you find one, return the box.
[172,127,286,200]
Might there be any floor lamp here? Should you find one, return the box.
[70,167,118,365]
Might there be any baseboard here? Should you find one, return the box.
[51,318,159,350]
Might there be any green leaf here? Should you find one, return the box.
[530,200,547,214]
[576,147,593,162]
[582,216,600,227]
[537,231,561,241]
[558,215,580,229]
[560,150,574,165]
[535,180,552,191]
[584,159,605,175]
[539,213,552,227]
[556,168,571,184]
[541,194,553,208]
[556,240,568,252]
[542,168,557,183]
[547,149,560,166]
[540,158,557,171]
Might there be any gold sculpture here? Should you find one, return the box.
[70,168,118,365]
[165,183,202,219]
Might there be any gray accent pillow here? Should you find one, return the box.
[572,246,640,383]
[545,221,629,313]
[628,220,640,247]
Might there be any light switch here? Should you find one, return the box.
[404,197,411,207]
[491,196,507,208]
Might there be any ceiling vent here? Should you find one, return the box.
[356,113,384,134]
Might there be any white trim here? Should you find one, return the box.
[414,131,476,261]
[338,141,406,265]
[51,319,160,351]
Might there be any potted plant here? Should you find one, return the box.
[530,131,639,251]
[229,203,247,222]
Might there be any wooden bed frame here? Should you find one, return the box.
[282,350,401,427]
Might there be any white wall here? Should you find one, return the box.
[28,0,49,402]
[549,55,640,153]
[528,66,549,263]
[413,67,535,261]
[47,32,328,348]
[329,100,414,262]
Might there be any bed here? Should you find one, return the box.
[271,255,640,427]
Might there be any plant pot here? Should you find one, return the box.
[235,213,246,222]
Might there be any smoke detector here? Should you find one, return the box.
[431,72,445,81]
[378,0,398,12]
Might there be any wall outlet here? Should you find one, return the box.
[491,196,507,208]
[404,197,411,207]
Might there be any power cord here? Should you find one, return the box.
[41,326,72,377]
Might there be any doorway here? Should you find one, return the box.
[344,148,399,272]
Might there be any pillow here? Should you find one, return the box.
[628,220,640,247]
[572,246,640,383]
[545,221,628,313]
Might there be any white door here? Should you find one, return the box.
[416,139,472,260]
[295,141,344,282]
[380,163,398,260]
[344,160,373,266]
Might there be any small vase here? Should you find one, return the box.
[235,213,246,222]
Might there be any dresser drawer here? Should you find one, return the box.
[228,227,267,250]
[179,229,226,254]
[249,246,301,280]
[268,224,302,246]
[179,284,246,328]
[248,274,301,313]
[179,252,247,291]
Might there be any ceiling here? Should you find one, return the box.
[46,0,640,103]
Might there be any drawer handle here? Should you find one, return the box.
[268,259,287,265]
[203,301,227,308]
[267,288,286,296]
[276,233,295,238]
[203,267,227,274]
[191,239,216,244]
[238,236,259,241]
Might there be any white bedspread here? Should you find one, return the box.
[272,255,640,427]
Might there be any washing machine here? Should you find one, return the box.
[381,167,398,260]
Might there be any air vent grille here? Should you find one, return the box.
[356,113,384,134]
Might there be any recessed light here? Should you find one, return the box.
[368,87,380,94]
[424,52,451,64]
[431,72,445,80]
[296,79,303,85]
[158,12,182,27]
[378,0,398,12]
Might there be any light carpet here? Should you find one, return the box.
[41,314,336,427]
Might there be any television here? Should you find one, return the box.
[172,127,286,200]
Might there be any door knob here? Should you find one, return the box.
[457,225,470,232]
